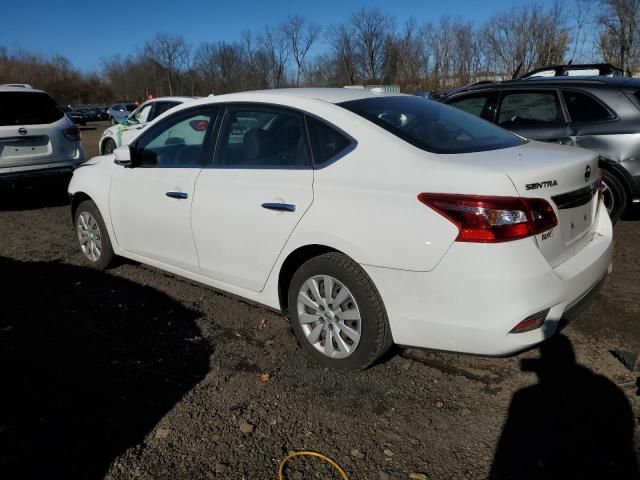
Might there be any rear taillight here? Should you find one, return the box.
[418,193,558,243]
[62,126,81,142]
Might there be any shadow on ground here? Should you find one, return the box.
[0,179,71,212]
[0,257,211,479]
[489,334,639,480]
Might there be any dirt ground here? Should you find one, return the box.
[0,122,639,480]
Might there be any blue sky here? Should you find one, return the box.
[2,0,562,72]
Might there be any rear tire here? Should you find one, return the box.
[75,200,115,270]
[287,252,393,370]
[601,169,626,224]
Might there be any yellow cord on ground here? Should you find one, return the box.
[278,450,350,480]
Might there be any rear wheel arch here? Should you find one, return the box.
[278,244,342,314]
[597,157,632,220]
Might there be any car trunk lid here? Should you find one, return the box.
[446,141,601,267]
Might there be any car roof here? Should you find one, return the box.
[216,88,406,104]
[0,85,47,94]
[445,75,640,97]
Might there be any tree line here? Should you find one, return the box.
[1,0,639,105]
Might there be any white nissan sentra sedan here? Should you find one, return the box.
[68,88,613,370]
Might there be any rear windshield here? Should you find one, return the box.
[0,91,64,126]
[339,96,524,154]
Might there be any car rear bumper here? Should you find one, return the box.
[363,203,613,356]
[0,163,76,182]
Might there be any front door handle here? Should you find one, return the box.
[166,191,188,199]
[261,202,296,212]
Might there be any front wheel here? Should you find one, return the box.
[601,169,627,224]
[102,138,117,155]
[287,252,393,370]
[75,200,115,270]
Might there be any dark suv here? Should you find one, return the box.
[441,76,640,222]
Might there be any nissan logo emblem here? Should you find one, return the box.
[18,127,27,136]
[585,165,591,182]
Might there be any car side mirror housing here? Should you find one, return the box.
[113,146,132,167]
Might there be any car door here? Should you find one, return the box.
[120,102,153,146]
[191,103,314,292]
[109,105,219,272]
[496,89,575,145]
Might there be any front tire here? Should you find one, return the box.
[102,138,117,155]
[75,200,115,270]
[601,169,627,224]
[110,116,116,126]
[287,252,393,370]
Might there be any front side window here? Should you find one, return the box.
[447,94,491,118]
[340,96,523,154]
[215,106,310,168]
[131,104,152,124]
[0,92,64,126]
[135,108,217,167]
[563,91,614,123]
[497,91,563,127]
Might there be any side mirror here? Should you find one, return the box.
[113,146,132,167]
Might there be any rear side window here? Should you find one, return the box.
[0,92,64,126]
[498,91,563,127]
[215,106,310,168]
[563,91,613,122]
[306,116,351,165]
[152,101,180,120]
[340,96,523,154]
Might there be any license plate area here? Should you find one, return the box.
[0,136,50,159]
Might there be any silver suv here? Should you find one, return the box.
[0,85,85,183]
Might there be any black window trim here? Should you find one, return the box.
[496,88,568,128]
[210,102,315,170]
[560,89,618,124]
[129,105,221,169]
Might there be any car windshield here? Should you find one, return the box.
[0,92,64,126]
[339,96,524,154]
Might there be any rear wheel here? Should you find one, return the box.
[601,169,626,224]
[75,200,114,270]
[102,138,117,155]
[287,252,393,370]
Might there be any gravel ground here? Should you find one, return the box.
[0,123,638,480]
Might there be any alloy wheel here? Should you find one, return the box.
[296,275,362,359]
[77,211,102,262]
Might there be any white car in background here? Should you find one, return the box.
[99,97,197,154]
[1,85,84,182]
[69,88,613,370]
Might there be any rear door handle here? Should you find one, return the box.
[166,191,188,199]
[261,202,296,212]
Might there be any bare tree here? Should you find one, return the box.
[351,8,393,82]
[596,0,640,73]
[327,23,360,85]
[258,25,290,88]
[283,15,321,86]
[143,33,190,95]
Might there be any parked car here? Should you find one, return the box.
[99,97,196,154]
[441,76,640,222]
[107,103,137,125]
[69,88,612,370]
[1,85,85,182]
[94,107,109,121]
[61,106,87,126]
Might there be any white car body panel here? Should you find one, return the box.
[68,88,614,356]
